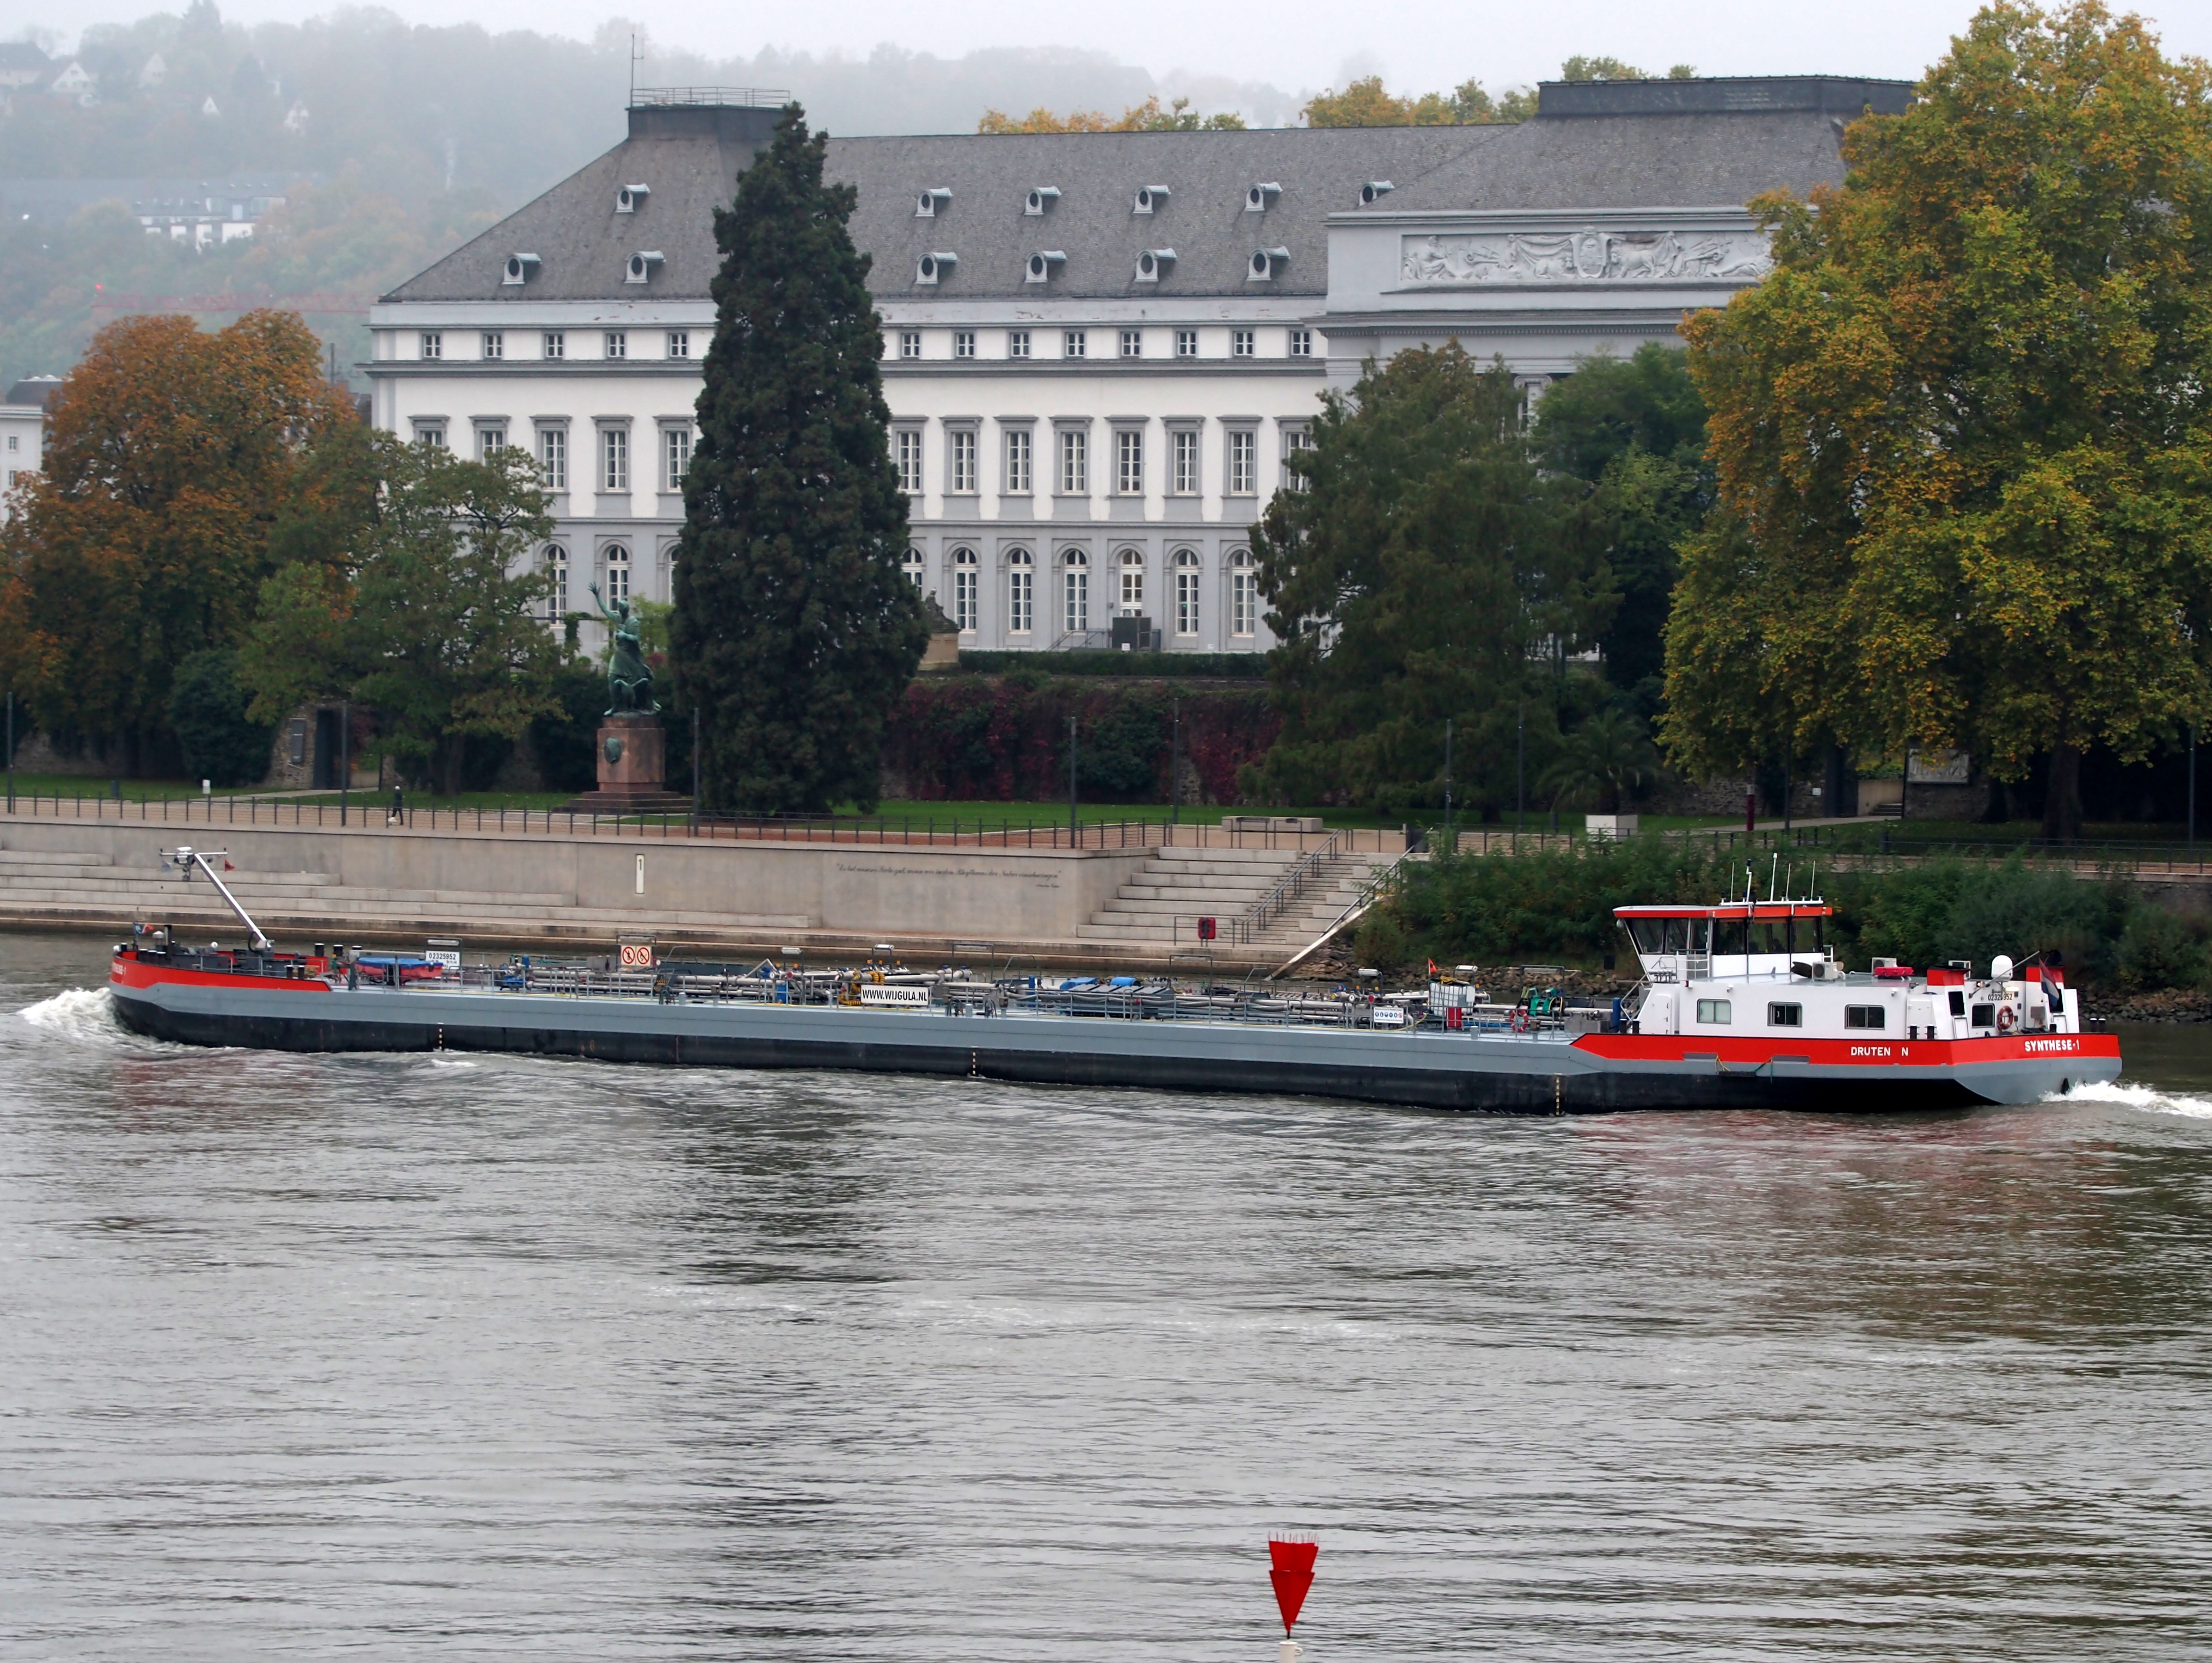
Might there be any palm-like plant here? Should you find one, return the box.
[1539,706,1660,816]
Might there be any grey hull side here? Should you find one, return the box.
[108,981,2109,1113]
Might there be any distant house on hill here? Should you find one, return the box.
[49,59,95,107]
[0,42,50,89]
[137,52,167,89]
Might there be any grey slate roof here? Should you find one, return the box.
[382,77,1910,306]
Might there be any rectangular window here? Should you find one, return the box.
[1282,427,1314,490]
[538,427,567,491]
[1064,563,1089,633]
[1949,991,1968,1017]
[416,424,446,450]
[605,331,626,360]
[1767,1002,1803,1027]
[1009,565,1033,635]
[1231,566,1256,636]
[1176,569,1199,636]
[476,427,505,460]
[663,427,691,491]
[954,329,976,359]
[1058,428,1087,495]
[1845,1005,1888,1031]
[481,330,503,360]
[1171,429,1199,495]
[1009,329,1031,359]
[1064,329,1087,359]
[1175,329,1198,359]
[1231,328,1255,358]
[1004,428,1033,495]
[1119,328,1142,359]
[950,428,977,494]
[1695,999,1733,1024]
[1228,429,1256,495]
[899,330,921,360]
[1289,328,1312,358]
[667,330,690,358]
[895,429,923,494]
[600,427,628,492]
[420,331,442,360]
[1970,1002,1995,1028]
[543,330,566,360]
[1115,428,1143,495]
[953,563,978,632]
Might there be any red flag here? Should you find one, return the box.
[1268,1537,1318,1635]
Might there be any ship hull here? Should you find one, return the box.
[107,962,2121,1115]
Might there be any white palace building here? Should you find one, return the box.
[367,74,1909,656]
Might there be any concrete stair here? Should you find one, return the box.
[1073,846,1396,960]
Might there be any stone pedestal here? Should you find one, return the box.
[561,712,691,812]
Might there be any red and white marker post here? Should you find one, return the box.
[1268,1536,1318,1661]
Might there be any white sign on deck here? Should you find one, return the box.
[859,984,931,1008]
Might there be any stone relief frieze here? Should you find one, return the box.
[1398,228,1772,286]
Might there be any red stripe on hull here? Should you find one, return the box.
[109,954,331,995]
[1573,1032,2119,1068]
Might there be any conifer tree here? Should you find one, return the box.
[672,106,926,814]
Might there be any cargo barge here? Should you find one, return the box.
[103,847,2119,1113]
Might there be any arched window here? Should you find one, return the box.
[1230,550,1256,638]
[543,545,568,621]
[902,547,926,589]
[1173,548,1201,637]
[951,546,980,632]
[1117,547,1145,614]
[604,543,630,607]
[1062,549,1090,635]
[1007,549,1034,636]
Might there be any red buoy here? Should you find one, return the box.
[1268,1536,1318,1636]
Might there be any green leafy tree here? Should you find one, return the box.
[0,310,353,768]
[670,105,929,814]
[1243,343,1608,814]
[1302,74,1533,127]
[241,435,559,793]
[1670,2,2212,840]
[1532,344,1711,692]
[1537,705,1661,814]
[167,648,274,787]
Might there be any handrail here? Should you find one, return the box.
[1240,830,1342,941]
[1269,851,1408,979]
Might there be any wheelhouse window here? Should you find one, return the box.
[1767,1002,1803,1027]
[1845,1005,1888,1031]
[1695,999,1732,1024]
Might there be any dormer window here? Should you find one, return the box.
[1132,186,1170,214]
[1248,247,1289,281]
[616,183,650,213]
[1244,182,1282,213]
[915,251,957,286]
[624,250,664,285]
[1359,181,1394,205]
[1025,250,1066,284]
[501,252,541,287]
[915,187,952,217]
[1024,187,1061,215]
[1135,248,1176,283]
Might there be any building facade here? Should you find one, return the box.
[368,77,1907,655]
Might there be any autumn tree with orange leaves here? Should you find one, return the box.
[0,310,355,769]
[1664,3,2212,840]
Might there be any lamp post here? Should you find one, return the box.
[1067,716,1078,847]
[692,706,702,834]
[339,699,349,827]
[1169,696,1181,833]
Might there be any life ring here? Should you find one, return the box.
[1998,1005,2015,1032]
[1511,1006,1531,1034]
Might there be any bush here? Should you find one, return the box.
[2112,904,2209,994]
[530,663,603,795]
[166,650,273,788]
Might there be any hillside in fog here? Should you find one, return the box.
[0,3,1283,387]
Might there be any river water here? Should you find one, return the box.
[2,931,2209,1661]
